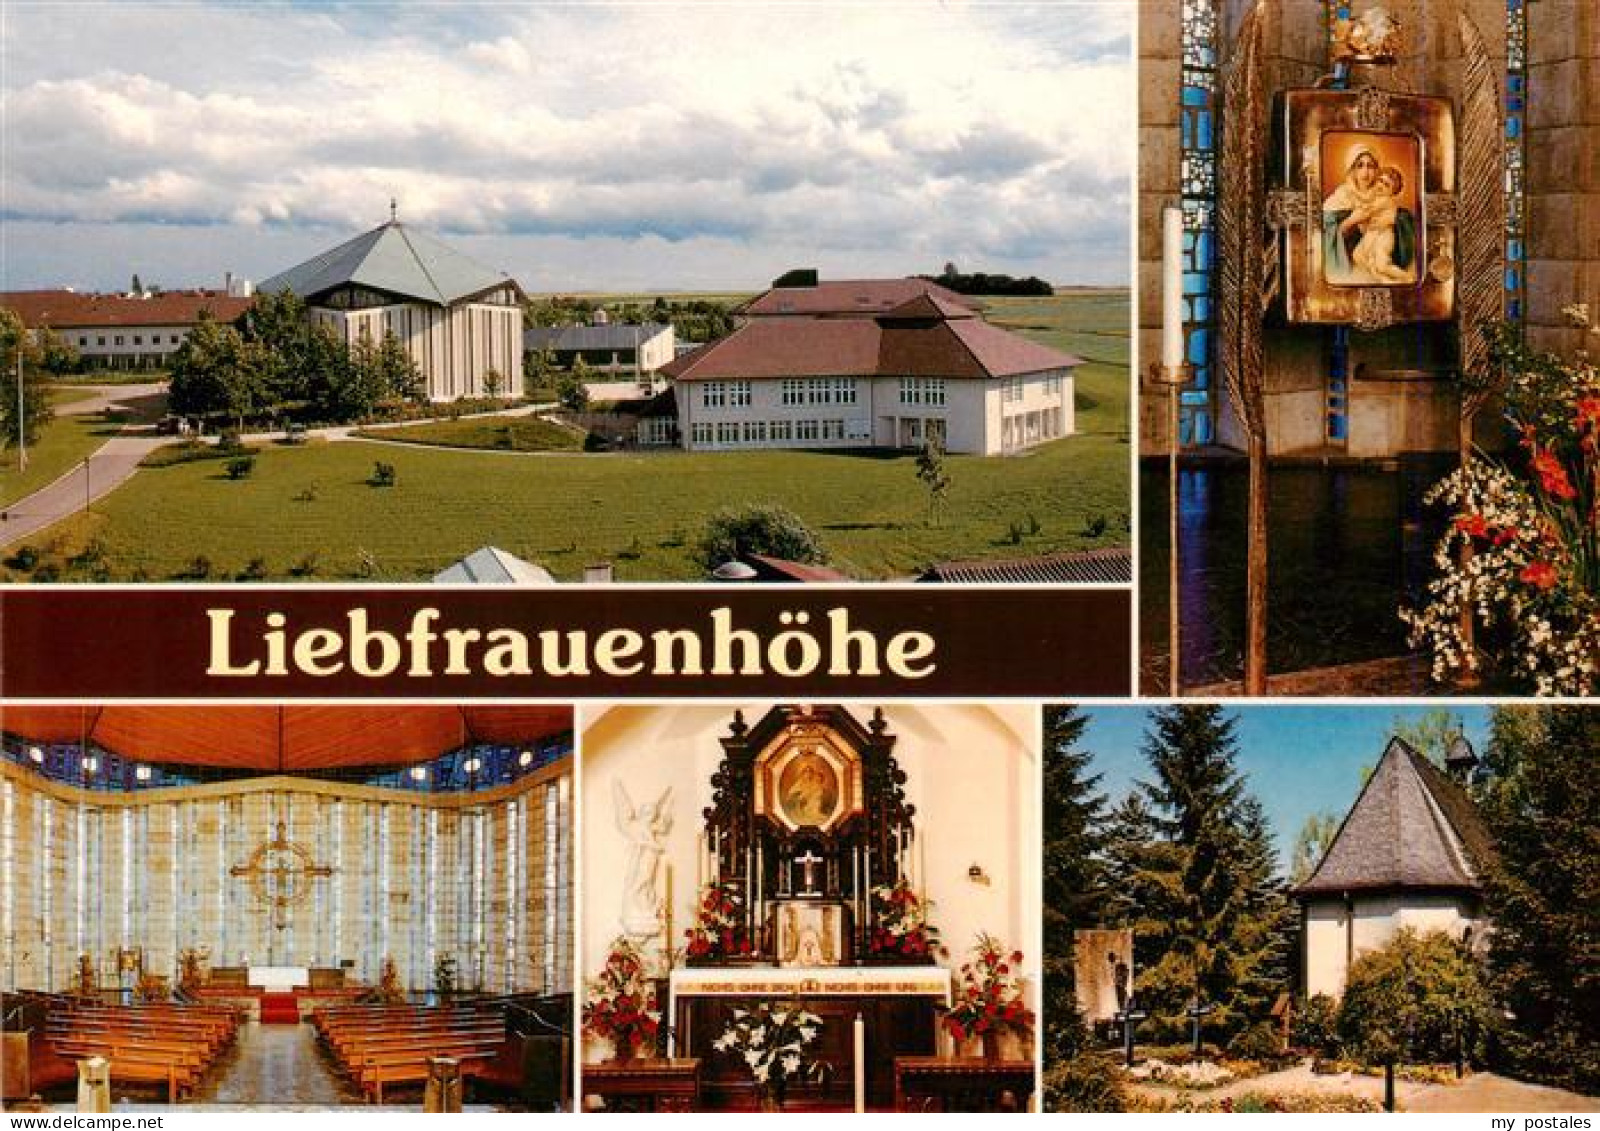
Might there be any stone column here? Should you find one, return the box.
[1527,0,1600,355]
[76,1056,111,1112]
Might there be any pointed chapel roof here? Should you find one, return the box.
[259,221,518,307]
[1294,737,1494,897]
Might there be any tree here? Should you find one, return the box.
[558,356,593,412]
[239,288,313,404]
[1289,811,1341,885]
[1389,708,1468,766]
[0,308,54,452]
[35,328,80,375]
[1475,705,1600,1092]
[482,368,505,400]
[1105,705,1294,1039]
[166,315,269,429]
[371,331,423,403]
[524,346,556,398]
[1337,928,1494,1068]
[130,273,142,295]
[695,504,826,572]
[915,436,952,527]
[1041,706,1108,1061]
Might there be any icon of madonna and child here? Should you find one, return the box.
[1321,133,1423,287]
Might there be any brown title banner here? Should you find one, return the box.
[1,587,1131,699]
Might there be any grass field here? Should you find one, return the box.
[1,395,126,510]
[9,291,1131,581]
[357,416,587,452]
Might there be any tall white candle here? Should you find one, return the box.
[853,1013,866,1113]
[663,863,673,967]
[697,831,705,893]
[918,833,927,902]
[1162,204,1185,372]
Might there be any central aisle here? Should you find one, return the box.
[194,1022,362,1106]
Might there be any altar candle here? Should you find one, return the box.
[663,862,673,960]
[696,831,705,892]
[1162,204,1184,372]
[853,1013,866,1113]
[918,833,927,902]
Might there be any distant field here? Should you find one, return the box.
[9,291,1131,582]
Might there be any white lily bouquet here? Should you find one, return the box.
[713,1000,829,1107]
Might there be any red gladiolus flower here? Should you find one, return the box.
[1530,448,1578,500]
[1520,560,1559,590]
[1576,396,1600,432]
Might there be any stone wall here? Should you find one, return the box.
[1526,0,1599,356]
[0,763,572,997]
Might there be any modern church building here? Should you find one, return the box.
[259,215,525,402]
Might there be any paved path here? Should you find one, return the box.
[1134,1062,1598,1113]
[0,433,167,549]
[51,382,167,418]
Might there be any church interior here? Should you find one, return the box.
[579,703,1039,1112]
[0,705,574,1111]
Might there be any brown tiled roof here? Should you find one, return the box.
[738,278,976,317]
[745,553,852,582]
[1,290,254,330]
[1294,737,1494,897]
[661,307,1082,383]
[918,547,1132,584]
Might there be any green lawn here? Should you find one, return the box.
[357,416,587,452]
[1,400,125,510]
[14,434,1128,582]
[9,291,1130,581]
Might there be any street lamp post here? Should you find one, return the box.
[14,351,25,473]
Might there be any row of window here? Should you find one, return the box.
[689,418,871,446]
[782,377,858,406]
[700,380,753,408]
[76,333,184,349]
[899,377,946,406]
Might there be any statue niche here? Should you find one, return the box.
[692,704,924,968]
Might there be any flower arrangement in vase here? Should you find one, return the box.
[1404,318,1598,694]
[684,879,757,962]
[865,879,940,962]
[943,933,1034,1060]
[712,1000,828,1110]
[583,936,661,1063]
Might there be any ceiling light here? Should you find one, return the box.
[27,747,44,764]
[410,766,429,782]
[462,757,482,774]
[518,750,533,768]
[82,757,98,774]
[135,766,152,782]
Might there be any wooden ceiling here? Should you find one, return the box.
[1,706,571,771]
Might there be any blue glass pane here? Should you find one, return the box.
[1506,267,1520,289]
[1184,270,1208,295]
[1508,238,1523,261]
[1194,412,1214,445]
[1197,111,1213,149]
[1188,332,1208,365]
[1508,299,1522,318]
[1192,296,1211,321]
[1506,117,1521,138]
[1181,389,1210,406]
[1328,415,1348,441]
[1183,85,1207,107]
[1192,363,1210,390]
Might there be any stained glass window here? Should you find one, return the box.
[1505,0,1529,321]
[1179,0,1220,446]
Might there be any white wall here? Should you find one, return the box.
[315,301,523,401]
[579,703,1039,1006]
[1302,891,1484,999]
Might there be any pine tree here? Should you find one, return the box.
[1114,705,1293,1040]
[1477,705,1600,1093]
[1041,706,1108,1059]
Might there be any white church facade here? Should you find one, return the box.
[259,217,525,402]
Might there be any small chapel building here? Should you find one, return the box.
[1293,736,1493,999]
[658,276,1080,455]
[259,216,525,401]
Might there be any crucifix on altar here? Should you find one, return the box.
[230,819,336,932]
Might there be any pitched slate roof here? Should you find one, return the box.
[1295,737,1494,897]
[524,322,672,352]
[919,547,1132,584]
[661,296,1082,383]
[737,277,976,317]
[259,221,517,307]
[2,289,254,329]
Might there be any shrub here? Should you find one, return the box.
[1083,513,1109,538]
[32,563,61,582]
[179,555,213,580]
[1292,994,1341,1057]
[369,461,397,487]
[696,504,826,572]
[1044,1055,1127,1113]
[1337,928,1494,1067]
[1005,520,1025,545]
[1026,512,1042,535]
[237,557,269,581]
[289,552,320,578]
[1228,1021,1286,1063]
[7,545,41,571]
[225,456,255,480]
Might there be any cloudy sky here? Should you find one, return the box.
[0,2,1133,295]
